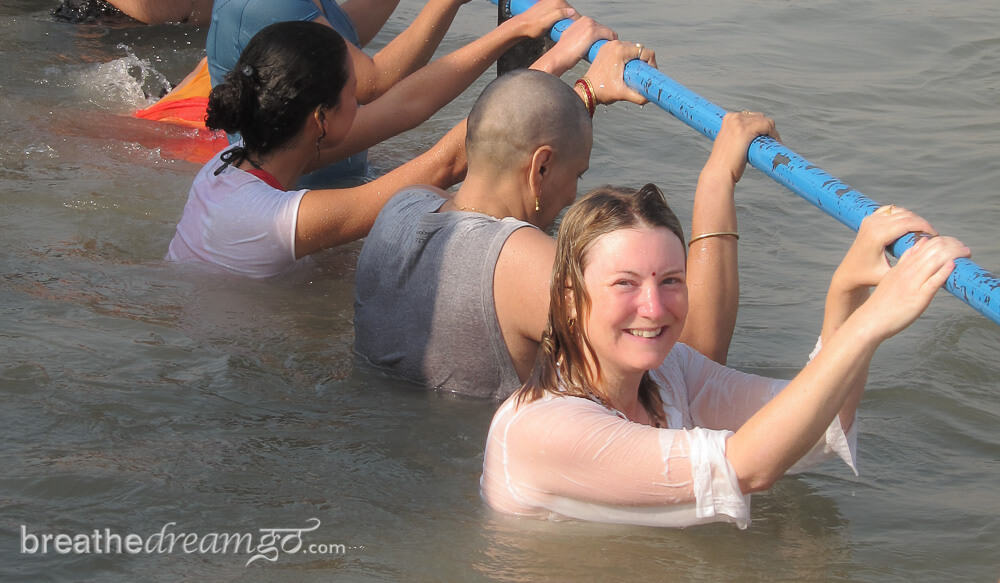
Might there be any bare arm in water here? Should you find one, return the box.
[106,0,213,25]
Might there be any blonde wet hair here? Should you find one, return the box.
[516,184,685,427]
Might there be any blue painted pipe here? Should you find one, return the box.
[502,0,1000,326]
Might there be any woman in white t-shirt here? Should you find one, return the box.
[480,184,970,527]
[166,14,643,278]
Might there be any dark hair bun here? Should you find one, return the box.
[204,21,350,154]
[206,72,255,134]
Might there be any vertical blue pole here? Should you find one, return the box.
[499,0,1000,326]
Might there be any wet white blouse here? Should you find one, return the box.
[480,342,857,529]
[166,146,308,279]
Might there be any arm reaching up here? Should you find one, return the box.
[296,121,468,257]
[725,221,969,493]
[333,0,469,104]
[819,205,938,431]
[681,111,779,363]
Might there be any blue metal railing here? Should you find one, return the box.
[500,0,1000,326]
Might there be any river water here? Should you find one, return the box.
[1,0,998,581]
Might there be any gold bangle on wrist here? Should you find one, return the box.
[574,77,596,117]
[688,231,740,246]
[580,76,597,108]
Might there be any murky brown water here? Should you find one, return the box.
[1,0,998,580]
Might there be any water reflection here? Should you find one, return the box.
[474,476,850,582]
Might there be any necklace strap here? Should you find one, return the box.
[453,205,502,220]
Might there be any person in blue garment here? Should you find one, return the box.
[207,0,581,186]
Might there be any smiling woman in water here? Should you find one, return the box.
[480,184,970,527]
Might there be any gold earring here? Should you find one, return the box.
[535,197,540,212]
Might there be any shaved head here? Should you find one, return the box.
[466,69,592,174]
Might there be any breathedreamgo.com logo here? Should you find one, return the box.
[19,518,346,566]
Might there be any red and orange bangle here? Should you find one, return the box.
[574,77,596,118]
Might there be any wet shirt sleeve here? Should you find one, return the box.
[664,342,858,475]
[482,395,751,528]
[167,158,309,278]
[481,343,859,529]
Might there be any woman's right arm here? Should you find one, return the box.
[724,230,969,493]
[293,120,467,258]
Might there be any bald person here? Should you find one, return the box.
[353,47,778,399]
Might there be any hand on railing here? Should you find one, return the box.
[508,0,578,40]
[530,16,617,76]
[857,231,970,342]
[582,40,656,106]
[705,111,780,184]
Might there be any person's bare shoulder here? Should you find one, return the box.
[497,226,556,286]
[495,226,556,344]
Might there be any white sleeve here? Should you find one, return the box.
[788,337,859,475]
[208,182,308,277]
[664,343,858,475]
[481,396,751,528]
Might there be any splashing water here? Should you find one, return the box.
[58,44,172,112]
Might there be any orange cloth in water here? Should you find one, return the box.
[132,57,228,164]
[134,57,211,128]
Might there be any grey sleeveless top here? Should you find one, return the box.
[353,188,533,399]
